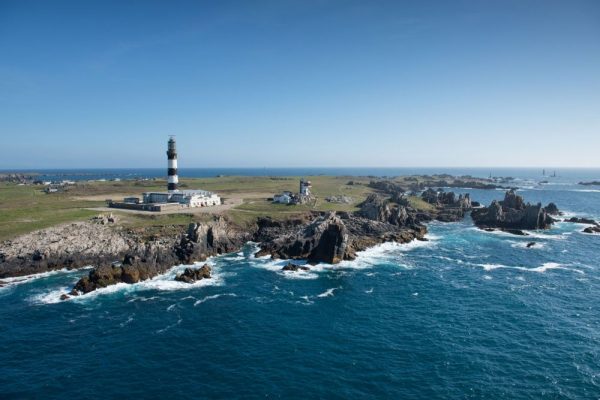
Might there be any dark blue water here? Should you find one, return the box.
[1,170,599,399]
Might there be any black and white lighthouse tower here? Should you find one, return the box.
[167,136,178,193]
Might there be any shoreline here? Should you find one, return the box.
[2,174,595,296]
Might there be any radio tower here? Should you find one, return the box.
[167,136,178,193]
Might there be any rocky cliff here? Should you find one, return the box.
[0,216,137,278]
[471,190,558,232]
[69,216,250,295]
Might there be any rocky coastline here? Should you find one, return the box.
[2,181,594,297]
[471,190,560,235]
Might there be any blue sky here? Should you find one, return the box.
[1,0,599,168]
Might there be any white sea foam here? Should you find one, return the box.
[365,288,374,294]
[477,262,583,274]
[571,189,600,193]
[1,267,92,289]
[472,227,567,241]
[120,314,135,328]
[193,293,237,306]
[166,304,176,312]
[248,236,436,279]
[510,241,545,250]
[156,318,182,334]
[317,287,341,298]
[30,262,226,305]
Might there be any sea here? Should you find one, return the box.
[1,168,599,399]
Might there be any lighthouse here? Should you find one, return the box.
[167,136,178,193]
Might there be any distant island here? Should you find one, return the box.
[579,181,600,186]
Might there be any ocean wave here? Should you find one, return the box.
[156,318,182,334]
[29,262,226,305]
[477,262,583,274]
[509,241,546,250]
[471,227,568,241]
[316,287,341,298]
[120,314,135,328]
[1,267,93,289]
[193,293,237,306]
[248,236,437,279]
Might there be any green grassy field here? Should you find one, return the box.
[0,176,377,240]
[0,184,102,241]
[0,174,461,240]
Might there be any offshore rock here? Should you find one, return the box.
[583,226,600,234]
[175,264,212,283]
[281,263,310,272]
[564,217,599,226]
[471,190,557,231]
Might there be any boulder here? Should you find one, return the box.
[583,226,600,234]
[281,263,310,272]
[564,217,598,225]
[175,264,212,283]
[544,203,561,216]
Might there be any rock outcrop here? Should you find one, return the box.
[256,212,348,264]
[471,190,558,232]
[583,226,600,234]
[281,262,310,272]
[564,217,598,226]
[0,218,135,278]
[69,217,249,295]
[175,264,212,283]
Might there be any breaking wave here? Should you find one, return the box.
[28,261,225,305]
[477,262,583,274]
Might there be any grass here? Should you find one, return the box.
[0,175,379,240]
[407,196,436,212]
[0,184,102,241]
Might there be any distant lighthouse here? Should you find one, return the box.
[167,136,178,193]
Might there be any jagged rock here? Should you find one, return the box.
[175,264,211,283]
[471,190,557,231]
[281,263,310,272]
[60,294,70,301]
[564,217,598,226]
[68,217,249,295]
[583,226,600,234]
[257,212,348,264]
[544,203,561,216]
[421,188,471,209]
[358,194,415,227]
[0,220,135,278]
[526,242,536,248]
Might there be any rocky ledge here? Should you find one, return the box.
[471,190,559,234]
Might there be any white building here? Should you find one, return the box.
[143,190,221,208]
[273,192,293,204]
[300,179,312,196]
